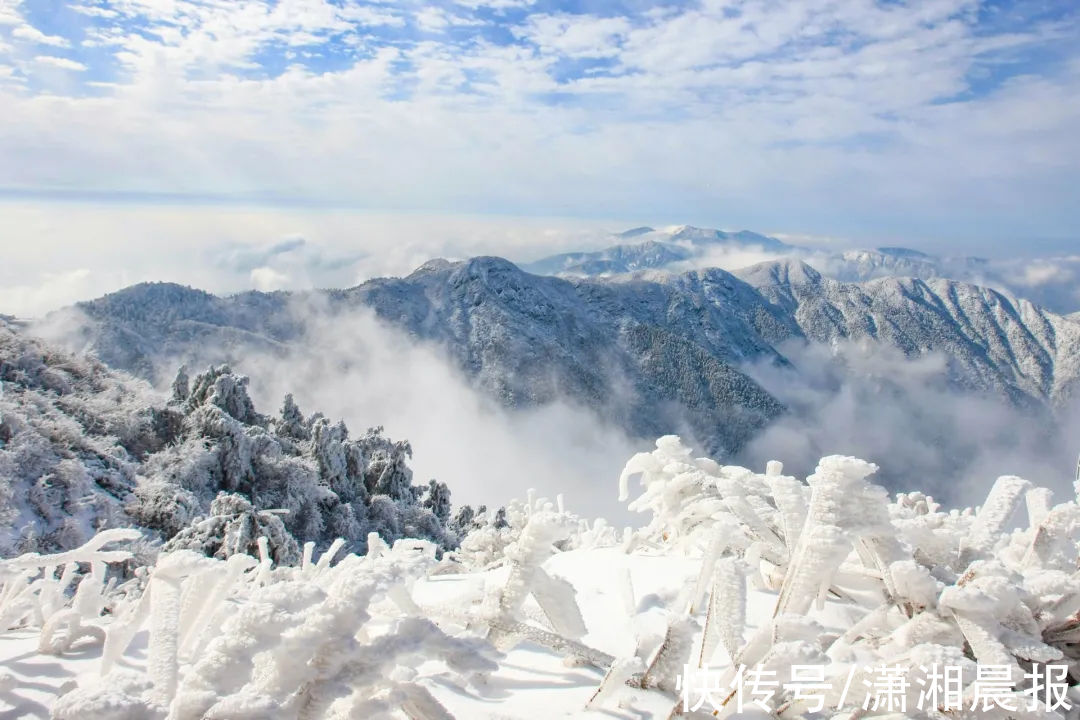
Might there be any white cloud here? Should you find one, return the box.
[738,339,1080,507]
[68,4,119,20]
[453,0,536,9]
[0,268,96,318]
[415,7,450,31]
[518,14,630,58]
[0,0,1074,246]
[236,306,640,520]
[11,24,70,47]
[1015,259,1075,287]
[415,7,482,32]
[249,266,290,291]
[33,55,87,71]
[0,0,21,26]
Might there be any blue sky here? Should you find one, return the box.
[0,0,1078,258]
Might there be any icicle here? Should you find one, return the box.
[767,473,808,555]
[315,538,346,572]
[950,611,1020,680]
[700,557,744,665]
[687,528,725,614]
[968,475,1031,551]
[586,656,643,710]
[399,684,457,720]
[531,568,587,640]
[367,532,390,558]
[641,616,696,692]
[1025,488,1053,529]
[180,553,256,660]
[148,574,183,706]
[301,542,315,575]
[101,580,153,675]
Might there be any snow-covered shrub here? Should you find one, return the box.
[0,529,141,653]
[54,533,498,720]
[450,490,594,569]
[451,490,621,571]
[449,505,511,569]
[0,325,152,555]
[618,435,1080,718]
[161,492,300,565]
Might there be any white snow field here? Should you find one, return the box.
[4,435,1080,719]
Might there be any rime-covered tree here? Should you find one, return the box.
[131,365,459,557]
[0,321,463,561]
[162,492,300,565]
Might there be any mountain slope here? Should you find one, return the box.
[57,282,299,380]
[347,257,791,454]
[520,239,693,276]
[734,259,1080,406]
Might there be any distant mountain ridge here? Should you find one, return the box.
[41,253,1080,460]
[521,225,1080,316]
[521,225,792,276]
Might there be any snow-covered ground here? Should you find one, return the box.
[0,547,701,719]
[4,436,1080,719]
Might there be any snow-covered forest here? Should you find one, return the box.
[0,321,467,561]
[5,313,1080,718]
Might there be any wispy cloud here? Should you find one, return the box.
[11,25,69,48]
[33,55,86,71]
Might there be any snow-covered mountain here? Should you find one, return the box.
[41,255,1080,462]
[520,239,694,276]
[7,259,1080,720]
[822,246,955,282]
[521,225,792,276]
[734,259,1080,407]
[523,227,1080,316]
[52,258,793,457]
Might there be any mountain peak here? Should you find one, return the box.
[409,258,460,277]
[460,255,525,274]
[617,226,655,238]
[667,225,789,251]
[734,258,823,288]
[876,246,934,260]
[89,281,212,302]
[76,282,219,319]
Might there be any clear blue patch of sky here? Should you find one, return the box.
[19,0,85,43]
[548,55,621,84]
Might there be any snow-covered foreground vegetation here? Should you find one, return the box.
[4,435,1080,718]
